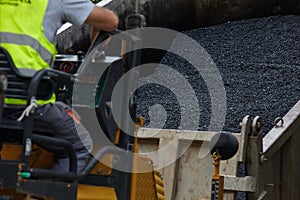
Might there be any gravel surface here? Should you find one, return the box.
[136,15,300,134]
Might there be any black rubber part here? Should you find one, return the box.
[209,131,239,160]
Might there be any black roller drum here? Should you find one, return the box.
[209,132,239,160]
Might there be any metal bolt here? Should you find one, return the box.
[274,117,284,128]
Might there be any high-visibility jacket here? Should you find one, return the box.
[0,0,56,105]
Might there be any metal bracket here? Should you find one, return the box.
[223,175,256,192]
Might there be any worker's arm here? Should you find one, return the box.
[85,6,119,32]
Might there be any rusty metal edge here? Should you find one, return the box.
[263,100,300,157]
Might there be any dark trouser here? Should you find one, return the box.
[4,102,93,173]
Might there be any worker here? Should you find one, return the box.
[0,0,119,172]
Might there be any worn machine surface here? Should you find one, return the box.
[137,101,300,200]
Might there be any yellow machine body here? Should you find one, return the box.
[0,137,164,200]
[77,185,118,200]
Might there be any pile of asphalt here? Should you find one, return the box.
[136,15,300,134]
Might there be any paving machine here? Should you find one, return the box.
[0,11,165,200]
[0,2,246,199]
